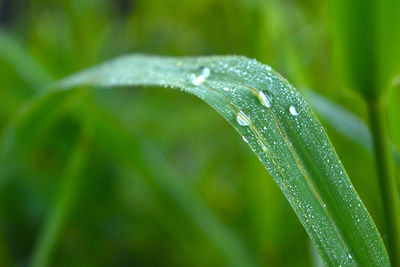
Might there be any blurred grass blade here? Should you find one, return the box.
[56,54,389,266]
[331,2,400,262]
[140,143,259,267]
[330,0,400,99]
[307,91,373,151]
[0,89,85,185]
[0,92,259,267]
[310,239,324,267]
[91,106,259,267]
[0,28,52,88]
[30,105,93,267]
[330,0,375,98]
[306,91,400,169]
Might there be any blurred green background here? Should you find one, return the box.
[0,0,399,266]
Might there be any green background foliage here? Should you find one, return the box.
[0,0,399,266]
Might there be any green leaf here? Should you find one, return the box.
[30,106,92,267]
[0,89,85,184]
[0,28,52,88]
[330,0,400,99]
[57,54,389,266]
[331,2,400,263]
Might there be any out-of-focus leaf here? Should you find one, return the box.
[30,106,93,267]
[0,28,52,88]
[306,91,400,169]
[331,0,400,99]
[0,89,85,185]
[91,106,259,267]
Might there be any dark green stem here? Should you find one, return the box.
[30,94,92,267]
[368,96,400,266]
[30,144,87,267]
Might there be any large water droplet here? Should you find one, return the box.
[258,90,273,108]
[289,105,299,116]
[201,67,210,78]
[191,67,210,86]
[191,75,205,86]
[236,110,251,126]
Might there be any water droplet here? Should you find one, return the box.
[349,254,353,260]
[258,90,273,108]
[191,67,210,86]
[242,136,248,143]
[191,75,205,86]
[201,67,210,78]
[223,87,230,91]
[236,110,251,126]
[289,105,299,116]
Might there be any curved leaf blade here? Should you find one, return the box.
[58,55,389,266]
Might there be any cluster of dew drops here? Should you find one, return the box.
[189,64,357,265]
[189,65,300,145]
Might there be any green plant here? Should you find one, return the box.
[52,54,388,266]
[1,0,400,266]
[331,0,400,265]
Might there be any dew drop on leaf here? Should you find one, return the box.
[201,67,210,78]
[190,67,210,86]
[236,110,251,126]
[191,74,205,86]
[258,90,273,108]
[289,105,299,116]
[242,136,248,143]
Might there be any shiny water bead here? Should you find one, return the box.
[201,67,210,78]
[289,105,299,116]
[190,67,210,86]
[191,74,205,86]
[258,90,273,108]
[236,110,251,126]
